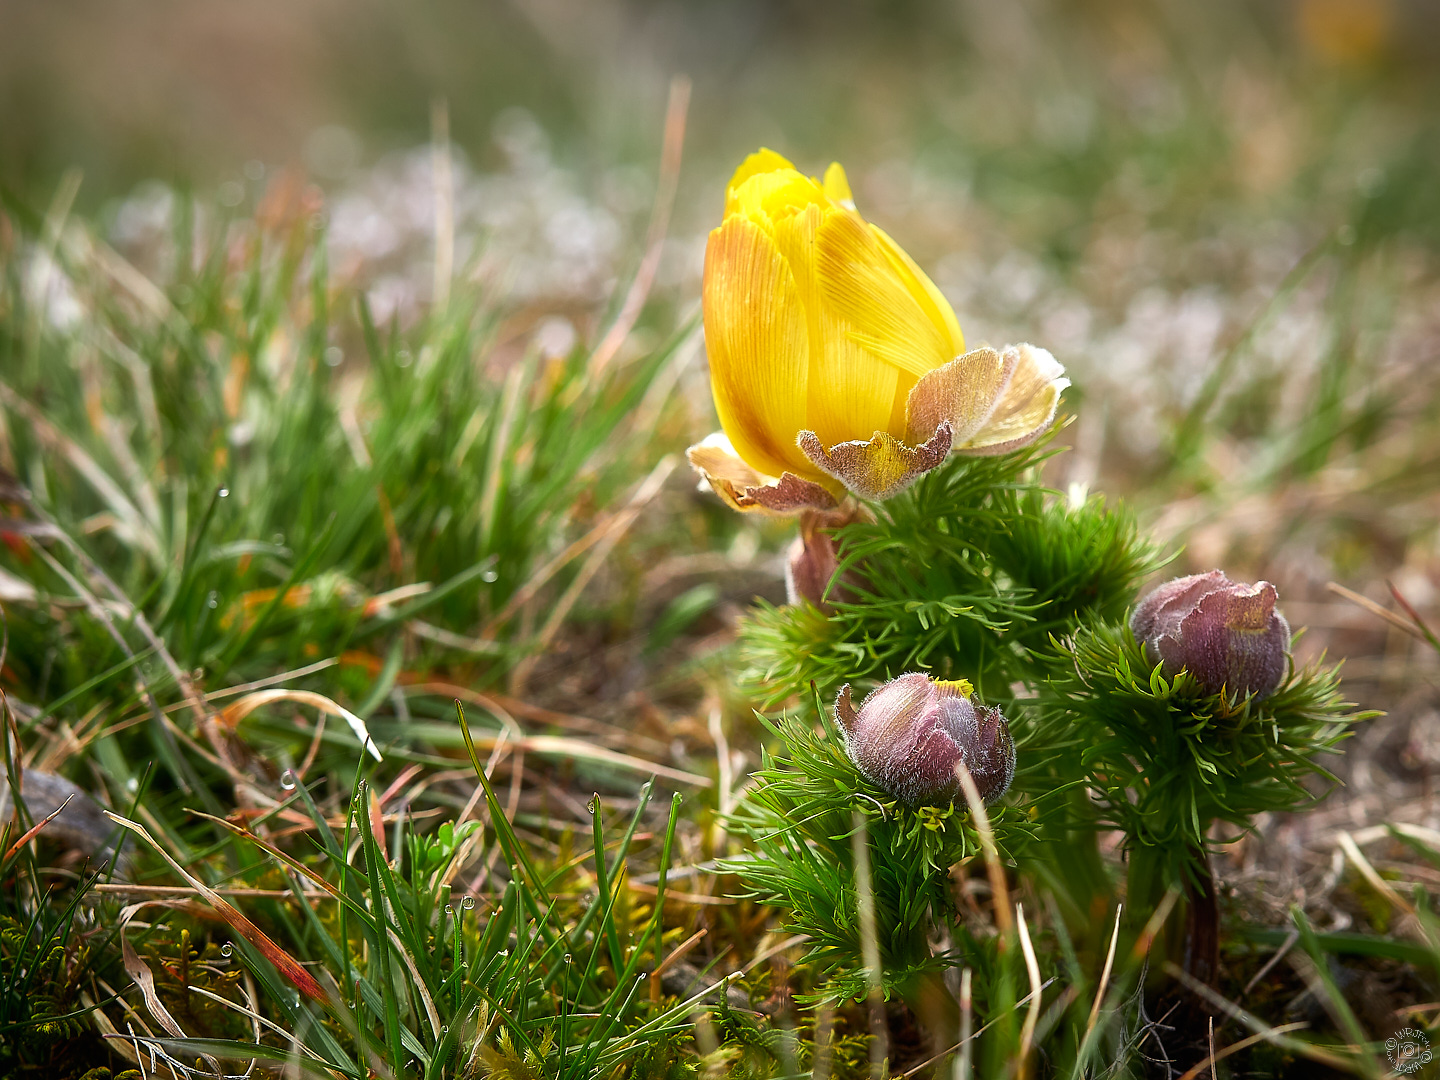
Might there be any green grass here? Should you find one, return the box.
[0,177,725,1078]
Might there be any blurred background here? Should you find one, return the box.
[8,0,1437,439]
[5,0,1440,902]
[6,0,1437,470]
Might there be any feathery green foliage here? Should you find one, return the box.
[1043,621,1364,852]
[739,442,1163,709]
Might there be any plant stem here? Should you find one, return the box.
[900,968,960,1065]
[1181,844,1220,990]
[1125,840,1220,987]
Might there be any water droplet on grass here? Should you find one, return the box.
[217,487,229,498]
[481,569,498,583]
[279,770,296,791]
[220,944,233,958]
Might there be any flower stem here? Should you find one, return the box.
[1125,841,1219,984]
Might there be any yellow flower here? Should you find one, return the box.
[688,148,1068,514]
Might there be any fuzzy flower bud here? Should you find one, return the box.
[1130,570,1291,699]
[835,673,1015,806]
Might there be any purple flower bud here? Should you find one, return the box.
[785,507,867,611]
[1130,570,1291,699]
[834,673,1016,806]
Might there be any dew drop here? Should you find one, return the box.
[563,953,573,964]
[218,487,229,498]
[206,591,219,609]
[461,896,475,910]
[220,944,233,957]
[481,569,498,583]
[444,904,454,916]
[279,770,297,791]
[587,795,599,815]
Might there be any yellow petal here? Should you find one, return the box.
[768,204,901,450]
[960,344,1069,455]
[822,162,856,209]
[726,148,796,201]
[730,167,829,223]
[869,224,964,358]
[686,432,839,515]
[703,215,816,480]
[816,209,953,382]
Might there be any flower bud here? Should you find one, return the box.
[835,673,1015,806]
[785,507,867,611]
[1130,570,1291,699]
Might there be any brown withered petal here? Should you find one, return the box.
[796,422,953,501]
[904,346,1014,446]
[687,434,838,515]
[902,343,1068,457]
[835,673,1016,806]
[1131,570,1292,699]
[958,344,1069,455]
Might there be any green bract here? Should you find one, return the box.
[1043,621,1359,850]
